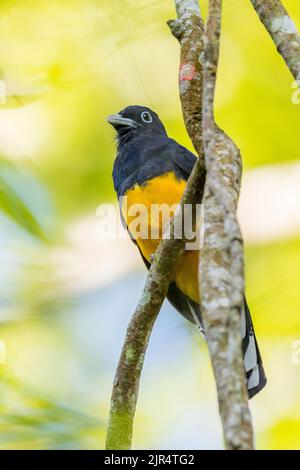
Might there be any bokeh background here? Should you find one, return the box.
[0,0,300,449]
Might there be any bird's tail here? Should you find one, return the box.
[184,294,266,398]
[166,283,266,398]
[241,296,267,398]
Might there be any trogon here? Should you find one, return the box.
[107,105,266,398]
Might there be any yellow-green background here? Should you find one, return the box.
[0,0,300,449]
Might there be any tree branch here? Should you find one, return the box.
[200,0,254,449]
[105,176,204,450]
[105,236,184,450]
[250,0,300,82]
[167,0,205,160]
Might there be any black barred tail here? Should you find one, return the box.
[166,282,267,399]
[242,297,267,399]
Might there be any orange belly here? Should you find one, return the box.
[121,172,200,303]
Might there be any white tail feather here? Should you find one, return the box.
[244,333,258,372]
[187,299,205,336]
[247,364,260,390]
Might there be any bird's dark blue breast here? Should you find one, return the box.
[113,133,197,197]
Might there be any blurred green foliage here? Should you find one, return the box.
[0,0,300,450]
[0,159,48,240]
[0,372,105,449]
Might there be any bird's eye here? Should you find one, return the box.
[141,111,153,123]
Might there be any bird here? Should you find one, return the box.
[107,104,266,398]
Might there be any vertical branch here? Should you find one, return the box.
[169,0,254,449]
[167,0,206,199]
[200,0,254,449]
[250,0,300,81]
[168,0,204,160]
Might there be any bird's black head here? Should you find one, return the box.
[106,105,167,146]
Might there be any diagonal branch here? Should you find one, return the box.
[105,169,204,450]
[250,0,300,82]
[105,233,185,450]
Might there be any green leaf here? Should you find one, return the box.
[0,174,48,241]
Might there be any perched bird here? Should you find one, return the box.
[107,105,266,398]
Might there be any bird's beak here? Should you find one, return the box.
[106,114,138,128]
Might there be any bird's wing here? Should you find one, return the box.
[168,139,198,181]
